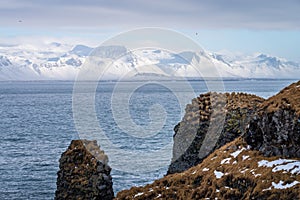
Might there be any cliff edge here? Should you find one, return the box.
[244,80,300,157]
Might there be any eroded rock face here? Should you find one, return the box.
[168,92,264,174]
[244,80,300,158]
[55,140,114,200]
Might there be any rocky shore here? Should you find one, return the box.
[56,80,300,199]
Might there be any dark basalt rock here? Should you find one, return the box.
[168,92,264,174]
[244,80,300,158]
[55,140,114,200]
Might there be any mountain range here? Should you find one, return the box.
[0,42,299,80]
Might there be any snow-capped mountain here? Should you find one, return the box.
[210,52,300,78]
[0,42,299,80]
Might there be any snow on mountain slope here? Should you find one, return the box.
[0,42,299,80]
[211,52,300,78]
[0,42,84,80]
[0,56,12,67]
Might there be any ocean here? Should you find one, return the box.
[0,79,297,199]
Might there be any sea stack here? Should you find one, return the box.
[55,140,114,200]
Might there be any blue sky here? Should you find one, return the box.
[0,0,300,61]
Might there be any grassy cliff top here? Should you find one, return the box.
[261,80,300,116]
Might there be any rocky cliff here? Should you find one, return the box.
[55,140,114,200]
[244,80,300,157]
[168,92,264,174]
[116,80,300,199]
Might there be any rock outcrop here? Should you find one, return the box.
[55,140,114,200]
[168,92,264,174]
[116,80,300,200]
[244,80,300,158]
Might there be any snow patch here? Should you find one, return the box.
[254,173,261,177]
[262,187,272,191]
[202,168,210,172]
[250,169,261,177]
[214,170,224,179]
[134,192,144,197]
[242,155,250,161]
[224,186,233,190]
[240,168,249,174]
[221,158,231,164]
[272,180,300,189]
[230,148,246,158]
[211,156,217,160]
[273,162,300,174]
[258,159,300,175]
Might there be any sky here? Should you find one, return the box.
[0,0,300,61]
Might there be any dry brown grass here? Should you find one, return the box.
[261,80,300,116]
[116,137,300,200]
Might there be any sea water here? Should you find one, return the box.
[0,79,296,199]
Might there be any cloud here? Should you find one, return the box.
[0,0,299,30]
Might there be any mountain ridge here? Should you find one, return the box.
[0,43,299,80]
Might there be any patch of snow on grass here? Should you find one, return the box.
[250,170,261,177]
[262,186,272,191]
[254,173,261,177]
[211,156,217,160]
[192,170,197,174]
[134,192,144,197]
[272,180,300,189]
[240,168,249,174]
[214,170,224,179]
[242,155,250,160]
[258,159,294,167]
[273,161,300,174]
[224,186,233,190]
[258,159,300,175]
[230,148,246,158]
[221,157,231,164]
[202,168,209,172]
